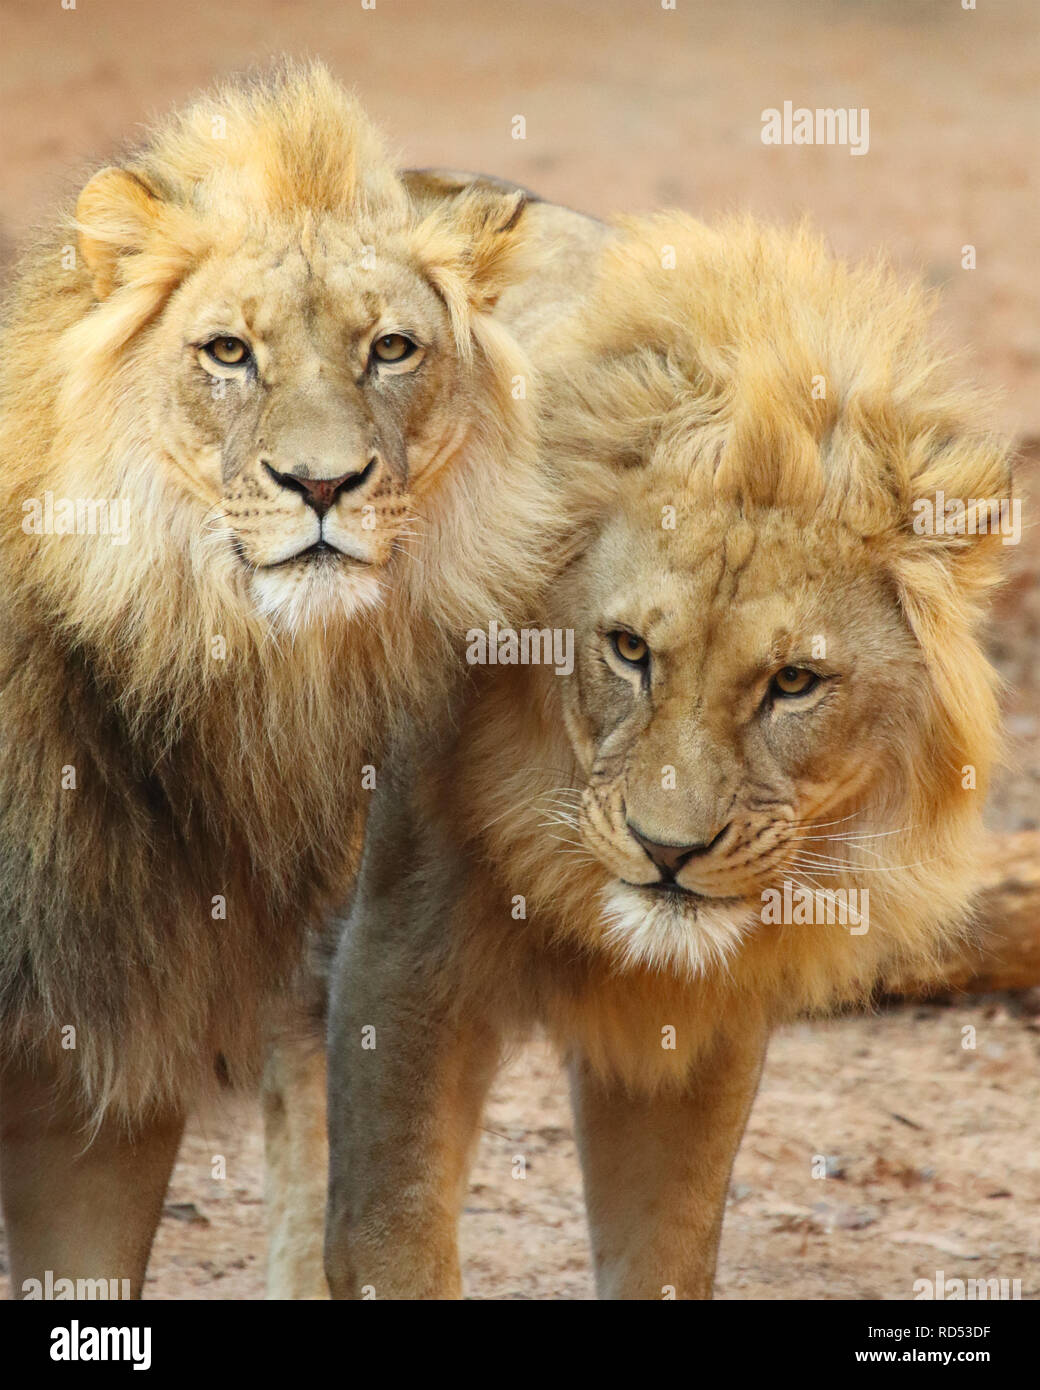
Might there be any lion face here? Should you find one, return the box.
[64,66,533,636]
[153,229,464,625]
[523,213,1010,983]
[548,497,952,974]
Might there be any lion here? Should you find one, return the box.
[322,213,1014,1299]
[0,64,601,1299]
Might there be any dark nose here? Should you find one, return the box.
[627,822,730,877]
[263,457,378,517]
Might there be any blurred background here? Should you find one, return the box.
[3,0,1037,433]
[1,0,1037,1299]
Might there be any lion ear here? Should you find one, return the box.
[76,167,162,299]
[903,435,1016,591]
[435,183,530,313]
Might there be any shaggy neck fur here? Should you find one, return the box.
[424,215,1013,1090]
[0,65,559,1120]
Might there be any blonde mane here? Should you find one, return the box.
[0,64,559,1119]
[446,214,1013,1087]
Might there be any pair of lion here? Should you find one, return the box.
[0,64,1011,1301]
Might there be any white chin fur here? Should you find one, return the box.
[600,882,755,979]
[248,564,384,633]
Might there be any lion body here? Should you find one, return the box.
[0,67,595,1134]
[324,214,1013,1299]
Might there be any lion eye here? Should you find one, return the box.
[203,336,250,367]
[771,665,818,698]
[610,630,650,668]
[371,333,417,365]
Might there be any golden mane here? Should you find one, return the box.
[544,212,1011,836]
[442,214,1015,1088]
[0,64,559,1120]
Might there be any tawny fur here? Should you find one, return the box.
[0,64,562,1123]
[322,214,1014,1301]
[350,213,1014,1090]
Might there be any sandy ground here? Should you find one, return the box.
[0,0,1036,1300]
[138,995,1040,1301]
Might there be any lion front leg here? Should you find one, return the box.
[324,910,499,1299]
[262,1027,330,1300]
[0,1054,184,1300]
[568,1025,768,1300]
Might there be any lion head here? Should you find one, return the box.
[4,63,544,652]
[482,215,1012,1010]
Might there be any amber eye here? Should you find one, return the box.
[610,630,650,668]
[771,665,819,698]
[203,336,250,367]
[371,333,417,365]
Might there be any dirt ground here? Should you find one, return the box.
[141,998,1040,1301]
[0,0,1036,1300]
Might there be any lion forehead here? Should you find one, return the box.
[173,237,444,350]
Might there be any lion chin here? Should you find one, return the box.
[247,551,386,632]
[600,882,756,979]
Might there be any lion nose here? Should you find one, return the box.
[263,457,378,517]
[627,823,730,877]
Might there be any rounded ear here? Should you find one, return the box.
[904,435,1018,591]
[75,167,162,299]
[453,184,528,308]
[418,182,530,316]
